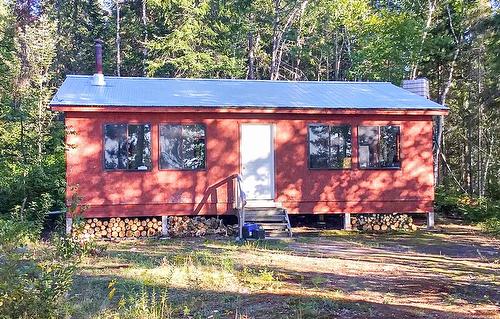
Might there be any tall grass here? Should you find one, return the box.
[97,288,172,319]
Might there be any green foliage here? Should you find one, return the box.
[10,193,53,238]
[0,218,79,319]
[0,218,33,252]
[98,288,173,319]
[435,189,500,222]
[479,217,500,236]
[147,0,245,78]
[49,0,112,77]
[0,189,100,318]
[351,9,421,82]
[0,6,65,215]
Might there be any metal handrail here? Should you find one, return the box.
[235,174,247,239]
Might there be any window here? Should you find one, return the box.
[104,124,152,170]
[308,124,352,169]
[358,125,400,169]
[159,124,206,170]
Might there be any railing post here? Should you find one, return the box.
[235,174,246,240]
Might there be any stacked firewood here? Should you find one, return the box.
[167,216,238,237]
[351,213,418,231]
[73,217,162,240]
[72,216,238,240]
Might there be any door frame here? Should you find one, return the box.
[239,123,276,200]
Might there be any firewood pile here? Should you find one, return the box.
[351,213,418,231]
[72,216,238,240]
[73,217,162,240]
[167,216,238,237]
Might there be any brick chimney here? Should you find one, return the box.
[91,39,106,86]
[402,78,429,99]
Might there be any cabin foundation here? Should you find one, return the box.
[343,213,352,230]
[66,217,72,235]
[161,216,169,236]
[427,212,435,229]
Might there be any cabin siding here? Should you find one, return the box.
[65,111,434,217]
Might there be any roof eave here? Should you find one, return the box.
[50,105,449,116]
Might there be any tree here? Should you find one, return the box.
[146,0,245,78]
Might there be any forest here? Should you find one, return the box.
[0,0,498,317]
[0,0,498,216]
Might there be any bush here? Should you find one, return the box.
[435,189,500,222]
[479,218,500,236]
[0,195,87,318]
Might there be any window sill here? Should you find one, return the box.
[103,169,153,172]
[358,167,401,170]
[308,167,353,171]
[158,168,207,172]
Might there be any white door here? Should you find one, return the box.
[240,124,275,200]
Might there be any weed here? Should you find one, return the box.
[311,275,328,288]
[97,287,173,319]
[239,267,281,290]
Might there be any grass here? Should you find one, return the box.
[68,221,500,318]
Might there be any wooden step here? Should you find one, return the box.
[239,205,292,238]
[244,212,285,218]
[245,207,284,214]
[245,200,282,208]
[258,222,289,231]
[265,231,292,238]
[244,215,286,222]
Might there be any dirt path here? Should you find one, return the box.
[73,221,500,318]
[278,224,500,318]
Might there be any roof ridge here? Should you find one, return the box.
[65,74,391,84]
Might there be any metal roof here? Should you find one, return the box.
[50,75,446,110]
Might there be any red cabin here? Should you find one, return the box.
[50,73,448,233]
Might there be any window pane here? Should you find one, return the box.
[309,125,329,168]
[127,124,152,170]
[358,126,379,168]
[159,125,183,169]
[104,124,127,169]
[182,125,206,169]
[330,126,352,168]
[380,125,400,168]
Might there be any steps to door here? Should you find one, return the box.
[243,205,292,238]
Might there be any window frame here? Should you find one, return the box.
[357,125,402,170]
[307,123,353,170]
[102,123,153,172]
[158,123,207,171]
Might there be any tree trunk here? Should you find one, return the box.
[116,1,121,77]
[466,112,473,194]
[142,0,148,76]
[482,134,494,197]
[434,115,444,187]
[438,47,459,105]
[247,32,255,79]
[411,0,437,79]
[270,0,309,80]
[270,0,281,80]
[439,4,461,105]
[37,79,43,163]
[293,5,306,81]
